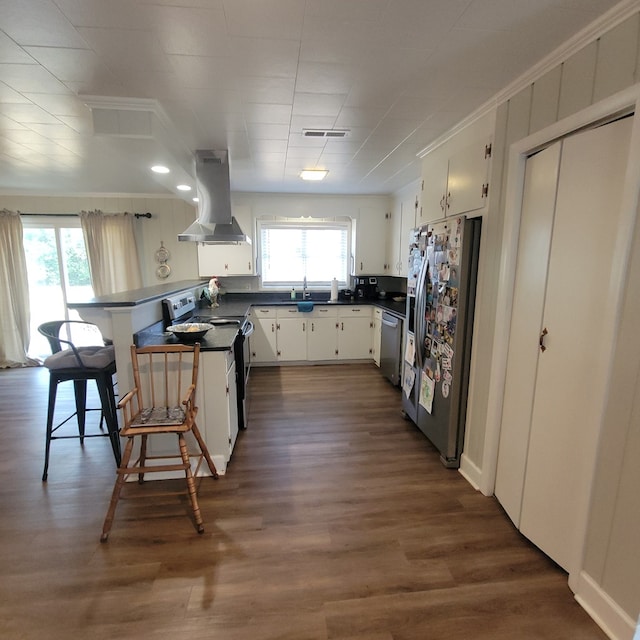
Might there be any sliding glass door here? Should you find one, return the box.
[22,217,94,359]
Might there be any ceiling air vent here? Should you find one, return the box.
[303,129,350,138]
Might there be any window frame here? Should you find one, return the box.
[257,217,351,290]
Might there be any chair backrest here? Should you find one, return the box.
[129,343,201,417]
[38,321,113,370]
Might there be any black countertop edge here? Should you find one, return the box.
[68,280,203,308]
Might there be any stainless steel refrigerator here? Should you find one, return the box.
[402,216,481,468]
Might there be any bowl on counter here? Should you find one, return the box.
[167,322,214,342]
[392,296,406,303]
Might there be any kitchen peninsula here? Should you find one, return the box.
[68,280,242,474]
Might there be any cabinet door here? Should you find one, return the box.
[226,360,238,457]
[352,207,387,275]
[338,308,372,360]
[386,206,401,276]
[307,317,338,361]
[277,317,307,361]
[400,194,418,277]
[250,317,278,363]
[420,148,449,223]
[197,205,254,276]
[372,308,382,366]
[446,140,489,216]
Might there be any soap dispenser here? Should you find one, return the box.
[290,287,296,300]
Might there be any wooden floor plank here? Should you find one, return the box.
[0,363,606,639]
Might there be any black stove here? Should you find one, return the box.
[162,293,253,430]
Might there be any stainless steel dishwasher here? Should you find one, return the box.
[380,311,402,386]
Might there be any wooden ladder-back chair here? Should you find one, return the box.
[100,343,218,542]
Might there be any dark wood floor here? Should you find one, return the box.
[0,363,606,640]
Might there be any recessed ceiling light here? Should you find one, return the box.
[177,184,192,191]
[151,165,170,174]
[192,197,199,202]
[300,169,328,181]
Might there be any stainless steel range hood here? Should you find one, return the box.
[178,150,250,244]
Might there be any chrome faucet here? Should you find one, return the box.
[303,276,310,299]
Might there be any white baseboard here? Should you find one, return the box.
[575,571,636,640]
[458,452,482,491]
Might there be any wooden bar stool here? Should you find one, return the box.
[100,343,218,542]
[38,321,121,481]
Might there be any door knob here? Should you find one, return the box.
[539,327,548,352]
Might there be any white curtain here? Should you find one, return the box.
[80,210,142,296]
[0,210,38,368]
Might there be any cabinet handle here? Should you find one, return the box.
[225,263,229,270]
[303,322,306,332]
[276,323,280,331]
[288,309,297,313]
[539,327,548,352]
[311,322,315,332]
[271,323,275,332]
[341,322,344,331]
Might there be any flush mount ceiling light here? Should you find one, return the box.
[300,169,328,181]
[192,197,199,202]
[151,165,170,174]
[176,184,192,191]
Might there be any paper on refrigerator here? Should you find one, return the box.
[419,370,435,414]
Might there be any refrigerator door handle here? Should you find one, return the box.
[414,250,429,370]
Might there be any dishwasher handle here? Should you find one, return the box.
[381,314,398,328]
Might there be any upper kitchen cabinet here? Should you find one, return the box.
[351,207,387,275]
[387,181,420,277]
[197,205,255,277]
[420,138,492,223]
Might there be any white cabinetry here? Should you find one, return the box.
[338,306,373,360]
[197,205,254,276]
[420,139,491,223]
[372,307,382,366]
[276,307,307,361]
[351,207,387,275]
[200,349,238,472]
[307,306,338,361]
[387,186,419,276]
[249,307,277,363]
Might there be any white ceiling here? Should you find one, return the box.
[0,0,623,201]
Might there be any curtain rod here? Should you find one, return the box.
[18,211,153,219]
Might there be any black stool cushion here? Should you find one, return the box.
[44,345,115,371]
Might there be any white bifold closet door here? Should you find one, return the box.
[495,115,632,574]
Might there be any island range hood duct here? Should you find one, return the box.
[178,150,249,244]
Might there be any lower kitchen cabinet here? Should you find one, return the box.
[199,349,238,473]
[337,306,373,360]
[372,307,382,366]
[307,306,338,361]
[249,308,278,363]
[249,304,374,364]
[277,315,307,361]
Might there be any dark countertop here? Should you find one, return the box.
[198,293,407,320]
[135,320,239,352]
[68,280,203,308]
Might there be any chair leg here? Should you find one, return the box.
[138,435,148,484]
[42,375,58,482]
[100,437,135,542]
[73,379,88,442]
[178,434,204,534]
[96,372,121,467]
[191,422,219,478]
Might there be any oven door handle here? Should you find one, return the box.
[242,320,254,338]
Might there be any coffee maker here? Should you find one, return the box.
[353,276,378,300]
